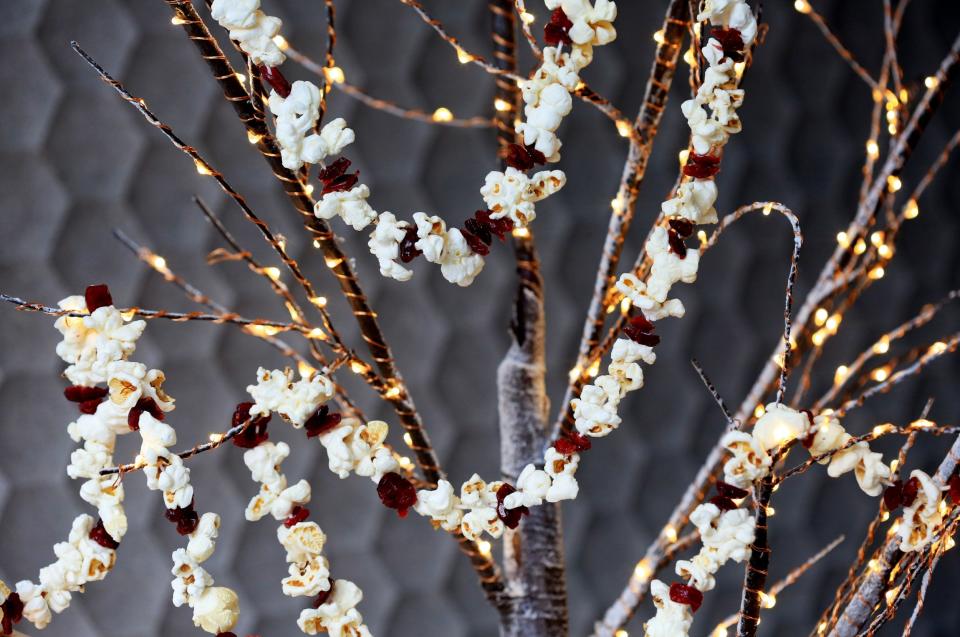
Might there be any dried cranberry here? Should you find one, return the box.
[1,592,24,634]
[682,152,721,178]
[623,314,660,347]
[165,501,200,536]
[216,633,238,637]
[496,483,529,529]
[475,209,514,241]
[710,27,745,61]
[85,284,113,312]
[128,397,165,431]
[89,518,120,549]
[883,480,903,510]
[668,218,695,238]
[79,398,104,414]
[64,385,108,402]
[567,431,592,451]
[544,7,573,46]
[502,143,546,171]
[462,228,491,256]
[231,402,270,448]
[553,437,578,455]
[669,582,704,612]
[465,217,493,246]
[377,472,417,517]
[284,505,310,527]
[399,227,423,263]
[312,581,335,608]
[709,495,737,511]
[304,405,342,438]
[950,475,960,506]
[318,157,359,194]
[667,228,688,258]
[715,481,749,499]
[258,64,291,98]
[901,476,921,508]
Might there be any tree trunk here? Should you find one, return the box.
[497,268,569,637]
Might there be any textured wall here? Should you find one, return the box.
[1,1,959,636]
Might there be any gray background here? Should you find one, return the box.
[1,0,959,635]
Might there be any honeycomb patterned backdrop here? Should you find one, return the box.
[1,1,959,635]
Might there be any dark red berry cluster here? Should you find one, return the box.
[462,209,515,256]
[681,152,720,179]
[258,63,291,98]
[318,157,360,195]
[1,592,24,635]
[231,402,271,449]
[669,582,704,612]
[666,218,696,258]
[622,312,660,347]
[553,431,592,456]
[85,284,113,312]
[544,8,573,46]
[64,385,108,415]
[709,480,749,511]
[128,397,165,431]
[165,500,201,536]
[304,405,342,438]
[502,142,547,172]
[495,483,529,529]
[377,472,417,517]
[89,518,121,549]
[284,505,311,528]
[710,27,745,62]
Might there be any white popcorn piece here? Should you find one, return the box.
[721,430,771,488]
[646,229,700,305]
[827,441,892,497]
[644,579,693,637]
[192,586,240,634]
[545,0,618,47]
[247,367,334,426]
[752,402,810,450]
[698,0,758,46]
[611,336,656,366]
[693,503,755,566]
[55,296,146,386]
[268,81,354,170]
[571,383,622,437]
[368,212,413,282]
[278,522,331,597]
[480,167,566,227]
[614,272,686,321]
[439,228,486,287]
[806,412,848,462]
[244,441,290,489]
[676,554,716,592]
[314,184,378,231]
[660,179,719,225]
[412,212,448,263]
[297,579,372,637]
[187,513,221,563]
[897,470,944,552]
[318,419,398,482]
[681,99,728,155]
[459,475,505,540]
[504,464,552,509]
[172,548,212,607]
[414,480,464,532]
[211,0,285,66]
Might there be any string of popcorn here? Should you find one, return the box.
[208,0,623,286]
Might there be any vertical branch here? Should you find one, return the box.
[489,1,567,634]
[736,477,773,637]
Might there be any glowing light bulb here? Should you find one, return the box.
[310,296,327,308]
[834,365,848,385]
[873,336,890,354]
[652,29,665,44]
[520,12,536,24]
[272,35,288,51]
[325,256,343,268]
[616,119,633,137]
[924,76,940,90]
[171,15,186,25]
[195,159,213,175]
[478,540,492,557]
[869,266,885,280]
[494,98,512,112]
[836,231,850,248]
[403,433,413,447]
[456,47,473,64]
[814,307,829,326]
[432,107,454,122]
[512,227,531,238]
[866,139,879,159]
[325,66,345,84]
[633,559,653,580]
[904,198,919,219]
[209,433,224,443]
[247,130,262,144]
[298,361,316,378]
[794,0,812,13]
[886,175,902,192]
[678,149,690,165]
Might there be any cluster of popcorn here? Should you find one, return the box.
[171,515,240,634]
[886,469,951,553]
[268,82,356,171]
[210,0,286,67]
[247,367,336,427]
[644,481,755,636]
[238,417,372,635]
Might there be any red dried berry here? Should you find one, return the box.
[318,157,359,195]
[883,480,903,510]
[164,500,200,535]
[709,495,738,511]
[715,480,749,499]
[667,228,688,258]
[495,483,529,529]
[1,592,24,634]
[284,505,311,528]
[85,284,113,312]
[682,152,721,178]
[544,8,573,46]
[231,402,271,448]
[399,227,423,263]
[312,581,335,608]
[64,385,108,402]
[258,64,291,98]
[553,437,577,455]
[949,474,960,506]
[89,518,120,549]
[305,405,343,438]
[216,633,238,637]
[465,217,493,246]
[623,314,660,347]
[501,143,546,171]
[669,582,704,612]
[475,209,514,241]
[668,218,696,238]
[710,27,745,61]
[901,476,921,508]
[377,472,417,517]
[79,398,103,415]
[462,228,491,256]
[567,431,592,451]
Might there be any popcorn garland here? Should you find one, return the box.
[209,0,629,286]
[240,439,372,635]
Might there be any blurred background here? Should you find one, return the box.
[1,0,959,635]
